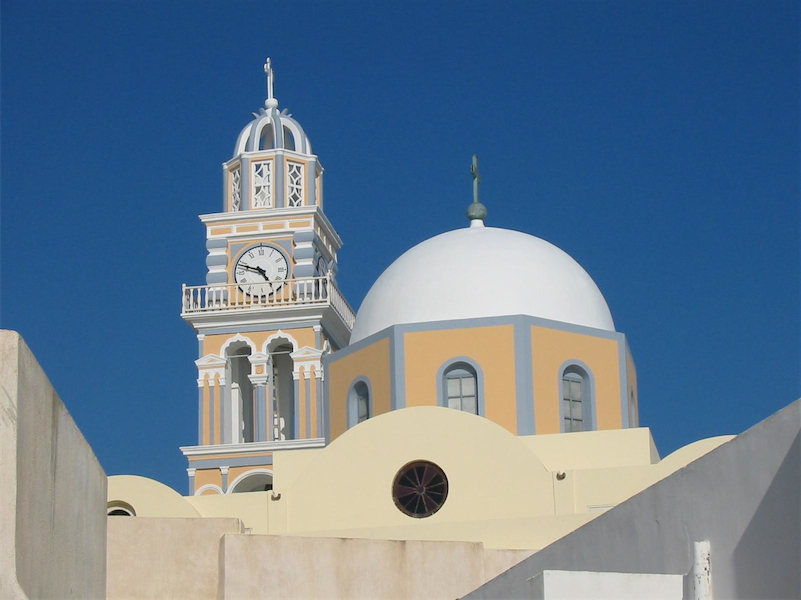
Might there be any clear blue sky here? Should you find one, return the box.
[2,1,798,493]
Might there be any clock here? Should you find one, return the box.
[234,244,289,296]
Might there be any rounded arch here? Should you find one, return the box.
[194,484,224,496]
[347,376,373,428]
[263,330,299,354]
[436,357,485,416]
[227,469,274,494]
[107,500,136,517]
[558,359,597,432]
[220,334,257,357]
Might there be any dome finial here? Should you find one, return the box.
[264,58,278,109]
[467,154,487,227]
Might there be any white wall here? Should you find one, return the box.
[0,331,107,600]
[466,399,801,600]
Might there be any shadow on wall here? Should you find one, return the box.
[732,429,801,599]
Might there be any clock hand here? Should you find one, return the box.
[241,263,271,282]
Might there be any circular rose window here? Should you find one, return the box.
[392,460,448,518]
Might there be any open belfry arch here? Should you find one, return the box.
[181,59,354,495]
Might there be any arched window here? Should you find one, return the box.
[228,470,273,494]
[226,342,254,443]
[107,501,136,517]
[348,378,371,427]
[443,363,478,414]
[283,126,296,151]
[560,363,595,432]
[356,381,369,423]
[259,123,275,150]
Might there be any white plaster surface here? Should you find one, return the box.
[531,570,682,599]
[465,399,801,600]
[0,330,107,600]
[351,226,615,343]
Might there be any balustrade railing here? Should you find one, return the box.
[182,276,355,329]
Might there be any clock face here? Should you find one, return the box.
[234,244,289,296]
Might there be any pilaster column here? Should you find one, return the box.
[197,378,205,445]
[315,365,324,440]
[187,468,196,496]
[293,370,301,440]
[220,467,229,493]
[249,352,270,442]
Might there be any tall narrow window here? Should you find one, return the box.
[562,375,583,432]
[560,363,594,432]
[443,364,478,414]
[230,167,241,211]
[252,161,273,208]
[283,126,296,151]
[259,123,275,150]
[355,381,369,423]
[348,379,371,427]
[286,162,304,206]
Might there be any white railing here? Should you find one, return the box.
[182,275,355,329]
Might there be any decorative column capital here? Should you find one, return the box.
[249,373,268,386]
[187,468,197,476]
[219,466,229,475]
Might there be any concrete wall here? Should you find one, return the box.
[466,399,801,600]
[0,330,107,600]
[107,517,242,600]
[218,534,531,599]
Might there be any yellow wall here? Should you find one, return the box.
[327,336,392,440]
[531,326,622,433]
[626,344,639,427]
[193,469,223,494]
[404,326,517,434]
[203,328,316,357]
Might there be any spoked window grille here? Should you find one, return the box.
[252,161,273,208]
[286,162,304,207]
[392,460,448,518]
[230,167,242,211]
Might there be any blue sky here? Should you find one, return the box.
[2,0,798,493]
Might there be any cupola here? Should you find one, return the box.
[222,59,323,213]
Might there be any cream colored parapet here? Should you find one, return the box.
[108,475,200,518]
[0,331,107,600]
[107,517,241,600]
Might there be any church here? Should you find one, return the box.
[2,60,798,600]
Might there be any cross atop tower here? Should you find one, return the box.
[264,58,276,106]
[467,154,487,225]
[471,154,481,205]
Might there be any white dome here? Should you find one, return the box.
[233,103,312,157]
[350,225,615,344]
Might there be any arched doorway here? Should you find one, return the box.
[225,341,255,443]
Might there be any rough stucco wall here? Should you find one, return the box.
[0,330,107,600]
[107,517,241,600]
[218,534,522,599]
[466,399,801,600]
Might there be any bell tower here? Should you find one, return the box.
[180,60,354,496]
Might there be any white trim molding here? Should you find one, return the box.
[194,484,224,496]
[226,468,274,494]
[181,437,326,458]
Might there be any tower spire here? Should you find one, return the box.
[467,154,487,227]
[264,58,278,108]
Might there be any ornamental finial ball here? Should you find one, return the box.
[467,201,487,221]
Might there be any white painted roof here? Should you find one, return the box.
[350,226,615,343]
